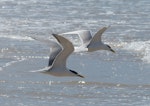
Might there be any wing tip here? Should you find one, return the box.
[52,33,58,37]
[52,33,61,42]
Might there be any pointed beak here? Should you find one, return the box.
[110,48,115,53]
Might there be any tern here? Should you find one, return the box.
[29,35,61,66]
[31,34,84,78]
[60,27,115,53]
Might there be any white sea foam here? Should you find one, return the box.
[0,35,33,41]
[106,11,115,15]
[123,40,150,63]
[2,59,26,68]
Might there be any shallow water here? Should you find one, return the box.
[0,0,150,105]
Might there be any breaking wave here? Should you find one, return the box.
[0,35,33,41]
[123,40,150,63]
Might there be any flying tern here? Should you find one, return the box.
[31,34,84,78]
[60,27,115,53]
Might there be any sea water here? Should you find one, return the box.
[0,0,150,105]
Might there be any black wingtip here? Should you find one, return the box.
[52,33,60,42]
[111,49,115,53]
[70,70,84,78]
[52,33,58,37]
[78,74,85,78]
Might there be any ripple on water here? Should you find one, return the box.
[0,80,150,105]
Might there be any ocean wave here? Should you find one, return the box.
[1,80,150,89]
[0,58,26,71]
[0,35,33,41]
[123,40,150,63]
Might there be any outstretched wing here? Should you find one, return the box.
[30,66,51,73]
[52,34,74,68]
[60,30,92,46]
[48,42,62,66]
[29,36,62,66]
[29,36,53,46]
[89,27,108,45]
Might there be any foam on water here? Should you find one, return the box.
[0,0,150,105]
[123,40,150,63]
[0,35,33,41]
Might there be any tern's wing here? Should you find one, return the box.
[29,36,54,46]
[29,36,62,66]
[52,34,74,68]
[89,27,108,45]
[30,66,51,73]
[60,30,92,46]
[48,42,62,66]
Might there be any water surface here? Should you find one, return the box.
[0,0,150,105]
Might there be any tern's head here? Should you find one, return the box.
[106,45,115,53]
[69,70,84,78]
